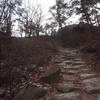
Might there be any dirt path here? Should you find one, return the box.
[52,48,100,100]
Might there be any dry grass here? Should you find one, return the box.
[1,36,58,66]
[0,36,58,100]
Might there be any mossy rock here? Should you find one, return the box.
[13,85,47,100]
[40,66,61,83]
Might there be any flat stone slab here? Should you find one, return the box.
[83,78,100,83]
[53,92,80,100]
[72,61,85,65]
[64,65,82,69]
[64,60,72,64]
[64,60,72,63]
[73,58,82,61]
[62,70,79,75]
[66,56,75,59]
[81,68,89,71]
[63,75,78,82]
[85,86,100,94]
[56,84,80,93]
[65,57,74,60]
[54,61,62,64]
[80,74,97,80]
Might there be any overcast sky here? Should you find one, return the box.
[13,0,80,36]
[23,0,56,17]
[22,0,80,24]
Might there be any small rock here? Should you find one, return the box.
[80,74,97,80]
[53,92,80,100]
[85,86,100,94]
[63,66,73,69]
[73,58,82,61]
[81,68,89,71]
[54,61,62,64]
[57,62,66,66]
[56,84,80,93]
[65,57,74,60]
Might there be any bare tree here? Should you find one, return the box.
[43,22,57,37]
[18,3,43,37]
[0,0,22,36]
[49,0,72,29]
[72,0,100,25]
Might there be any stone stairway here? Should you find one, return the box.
[53,49,100,100]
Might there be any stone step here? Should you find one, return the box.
[85,86,100,94]
[53,92,80,100]
[53,49,100,100]
[64,61,72,65]
[56,84,80,93]
[62,75,78,82]
[61,70,79,75]
[80,74,97,80]
[56,62,66,66]
[63,65,83,69]
[83,78,100,83]
[72,61,85,65]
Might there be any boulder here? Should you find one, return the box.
[40,66,61,83]
[13,84,47,100]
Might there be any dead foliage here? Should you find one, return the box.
[0,36,58,100]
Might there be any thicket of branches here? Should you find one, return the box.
[0,0,100,37]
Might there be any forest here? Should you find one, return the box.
[1,0,100,100]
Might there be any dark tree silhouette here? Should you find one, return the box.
[50,0,72,29]
[72,0,100,25]
[0,0,22,36]
[17,4,43,37]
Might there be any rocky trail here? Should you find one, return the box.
[52,48,100,100]
[8,48,100,100]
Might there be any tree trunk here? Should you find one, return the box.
[96,14,100,26]
[36,30,39,37]
[6,18,12,36]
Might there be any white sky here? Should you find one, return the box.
[12,0,100,37]
[13,0,79,37]
[22,0,79,24]
[23,0,56,17]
